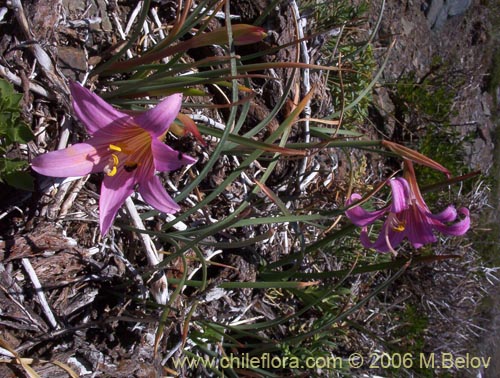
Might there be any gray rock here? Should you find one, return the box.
[425,0,445,28]
[424,0,473,30]
[447,0,473,16]
[433,6,449,30]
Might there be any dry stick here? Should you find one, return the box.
[59,176,89,217]
[9,0,83,222]
[189,114,226,130]
[0,64,56,100]
[0,263,25,308]
[142,18,151,50]
[0,280,43,332]
[21,258,59,329]
[47,179,74,219]
[289,0,312,191]
[56,115,73,152]
[40,118,81,222]
[124,197,169,304]
[112,13,134,59]
[150,7,165,40]
[9,0,69,101]
[125,1,143,35]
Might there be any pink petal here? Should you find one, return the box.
[360,223,406,253]
[139,175,180,214]
[345,193,387,227]
[429,205,457,223]
[32,143,106,177]
[70,82,134,136]
[99,171,136,234]
[151,139,196,172]
[434,207,470,236]
[405,207,437,248]
[389,178,410,213]
[134,93,182,137]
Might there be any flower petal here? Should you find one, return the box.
[429,205,457,223]
[389,178,410,213]
[70,82,134,136]
[405,206,437,248]
[360,223,406,253]
[434,207,470,236]
[134,93,182,137]
[151,138,197,172]
[345,194,387,227]
[139,175,180,214]
[99,170,135,234]
[32,142,106,177]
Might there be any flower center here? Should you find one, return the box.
[388,213,406,232]
[104,133,147,176]
[392,222,406,232]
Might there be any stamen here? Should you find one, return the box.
[392,222,405,232]
[104,152,120,177]
[106,166,117,176]
[109,144,122,152]
[388,213,405,232]
[384,224,399,256]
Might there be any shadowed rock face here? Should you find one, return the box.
[424,0,473,30]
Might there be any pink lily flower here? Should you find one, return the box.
[32,82,196,234]
[345,161,470,253]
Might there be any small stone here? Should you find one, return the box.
[57,46,87,81]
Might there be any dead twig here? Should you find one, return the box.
[124,197,169,304]
[0,64,56,100]
[21,258,60,329]
[8,0,69,103]
[290,0,312,191]
[59,176,89,217]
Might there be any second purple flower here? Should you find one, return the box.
[345,161,470,253]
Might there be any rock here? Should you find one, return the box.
[57,46,87,81]
[481,92,493,117]
[424,0,473,30]
[447,0,472,17]
[425,0,445,28]
[401,17,415,36]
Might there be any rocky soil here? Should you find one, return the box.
[370,0,495,173]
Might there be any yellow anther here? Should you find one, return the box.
[109,144,122,152]
[106,166,117,177]
[392,223,405,232]
[104,153,120,177]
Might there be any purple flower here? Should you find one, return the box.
[345,164,470,253]
[32,82,196,234]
